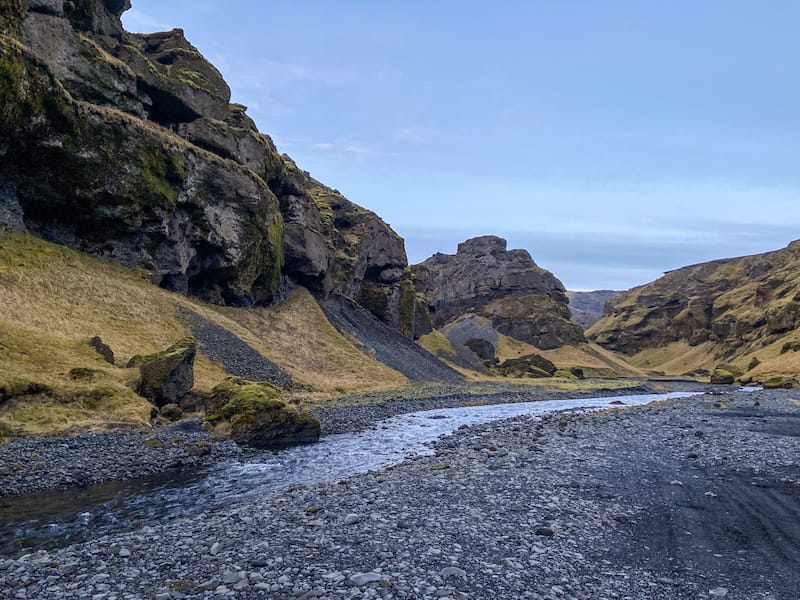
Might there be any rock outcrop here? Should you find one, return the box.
[0,0,413,327]
[413,236,584,350]
[588,240,800,371]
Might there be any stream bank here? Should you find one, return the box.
[1,388,796,599]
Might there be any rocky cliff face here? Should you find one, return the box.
[412,236,584,350]
[567,290,622,329]
[588,241,800,360]
[0,0,411,327]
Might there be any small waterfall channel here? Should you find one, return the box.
[1,391,706,556]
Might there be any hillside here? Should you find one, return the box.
[0,233,413,437]
[588,240,800,383]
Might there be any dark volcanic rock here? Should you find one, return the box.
[1,0,419,326]
[413,236,584,349]
[130,337,196,407]
[321,295,462,383]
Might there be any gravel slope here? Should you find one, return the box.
[1,388,797,599]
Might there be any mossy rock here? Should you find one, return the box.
[89,336,115,365]
[715,363,744,378]
[710,369,735,385]
[496,353,557,378]
[133,336,196,407]
[554,367,585,380]
[205,377,320,449]
[464,338,495,361]
[763,376,797,389]
[159,403,183,422]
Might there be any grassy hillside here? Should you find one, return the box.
[588,240,800,382]
[0,234,406,437]
[418,327,644,380]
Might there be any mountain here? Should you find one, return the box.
[588,240,800,383]
[567,290,622,329]
[0,0,417,333]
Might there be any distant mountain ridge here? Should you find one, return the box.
[567,290,622,329]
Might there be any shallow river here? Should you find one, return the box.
[1,391,703,556]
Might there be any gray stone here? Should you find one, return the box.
[348,572,384,586]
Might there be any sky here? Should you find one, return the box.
[123,1,800,290]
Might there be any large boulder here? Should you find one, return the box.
[205,377,320,448]
[130,336,196,406]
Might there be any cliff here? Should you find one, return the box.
[413,236,584,350]
[588,240,800,381]
[0,0,413,330]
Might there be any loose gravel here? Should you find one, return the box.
[2,387,797,599]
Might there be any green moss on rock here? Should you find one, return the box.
[495,353,557,378]
[132,336,196,406]
[205,377,320,449]
[710,368,734,385]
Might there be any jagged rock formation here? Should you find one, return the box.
[412,236,584,350]
[588,240,800,361]
[567,290,622,329]
[0,0,413,328]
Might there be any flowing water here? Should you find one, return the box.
[0,392,705,556]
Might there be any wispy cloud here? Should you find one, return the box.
[121,8,172,33]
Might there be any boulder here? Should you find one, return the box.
[496,353,557,378]
[710,369,734,385]
[205,377,320,448]
[464,338,495,361]
[762,376,797,389]
[130,336,196,406]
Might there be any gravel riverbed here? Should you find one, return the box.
[1,387,798,599]
[0,382,674,497]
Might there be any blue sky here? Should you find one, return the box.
[123,1,800,290]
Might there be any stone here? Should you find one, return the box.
[0,179,26,234]
[205,377,320,448]
[88,337,115,365]
[343,513,362,525]
[348,572,384,586]
[159,403,183,422]
[131,337,196,406]
[463,338,495,361]
[439,567,467,579]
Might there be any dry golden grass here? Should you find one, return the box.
[0,234,408,435]
[211,288,407,394]
[628,341,716,376]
